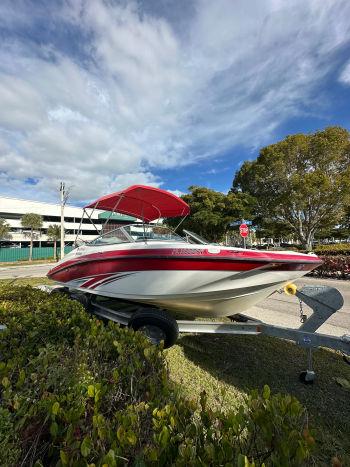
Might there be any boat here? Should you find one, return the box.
[47,185,322,318]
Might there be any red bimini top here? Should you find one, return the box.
[84,185,190,222]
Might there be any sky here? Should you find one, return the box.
[0,0,350,205]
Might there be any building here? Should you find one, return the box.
[0,196,137,247]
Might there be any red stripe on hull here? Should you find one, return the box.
[80,273,114,288]
[48,256,317,284]
[48,248,321,278]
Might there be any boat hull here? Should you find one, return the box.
[56,270,306,317]
[48,245,321,317]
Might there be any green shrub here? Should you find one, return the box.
[0,286,314,466]
[314,243,350,256]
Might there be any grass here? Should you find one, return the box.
[0,277,53,287]
[1,277,349,465]
[166,335,350,466]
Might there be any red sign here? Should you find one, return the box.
[239,223,249,238]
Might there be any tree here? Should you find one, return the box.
[252,217,294,244]
[321,205,350,241]
[0,218,11,242]
[337,205,350,239]
[168,186,255,242]
[21,213,43,261]
[233,127,350,250]
[47,224,61,261]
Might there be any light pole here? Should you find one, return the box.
[60,182,69,259]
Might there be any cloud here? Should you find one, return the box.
[339,61,350,84]
[168,189,185,198]
[0,0,350,203]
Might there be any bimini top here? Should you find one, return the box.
[84,185,190,222]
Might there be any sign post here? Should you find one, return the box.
[239,222,249,249]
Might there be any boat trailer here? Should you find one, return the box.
[19,283,350,384]
[177,285,350,384]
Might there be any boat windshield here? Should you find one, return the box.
[89,224,185,246]
[182,229,210,245]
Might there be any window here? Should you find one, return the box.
[88,224,184,246]
[0,212,22,220]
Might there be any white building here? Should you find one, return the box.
[0,196,136,247]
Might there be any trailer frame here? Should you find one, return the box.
[32,283,350,384]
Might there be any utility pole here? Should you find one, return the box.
[242,219,246,249]
[60,182,69,260]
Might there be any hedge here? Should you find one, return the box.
[308,255,350,279]
[313,243,350,256]
[302,244,350,279]
[0,286,314,466]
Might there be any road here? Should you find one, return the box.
[0,264,349,336]
[246,277,350,337]
[0,263,53,279]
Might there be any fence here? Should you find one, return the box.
[0,246,74,263]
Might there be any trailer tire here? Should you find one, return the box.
[129,309,179,348]
[50,287,70,296]
[69,292,91,310]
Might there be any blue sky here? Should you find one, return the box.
[0,0,350,204]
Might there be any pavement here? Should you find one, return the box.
[0,264,349,336]
[246,277,350,337]
[0,262,53,279]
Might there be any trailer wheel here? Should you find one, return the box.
[69,292,91,310]
[129,309,179,348]
[50,287,70,296]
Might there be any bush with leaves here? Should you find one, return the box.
[314,243,350,256]
[0,286,314,466]
[308,255,350,279]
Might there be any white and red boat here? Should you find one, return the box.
[48,185,322,318]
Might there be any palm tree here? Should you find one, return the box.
[0,218,11,243]
[21,213,43,261]
[47,224,61,261]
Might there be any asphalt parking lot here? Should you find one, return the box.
[247,276,350,337]
[0,262,53,279]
